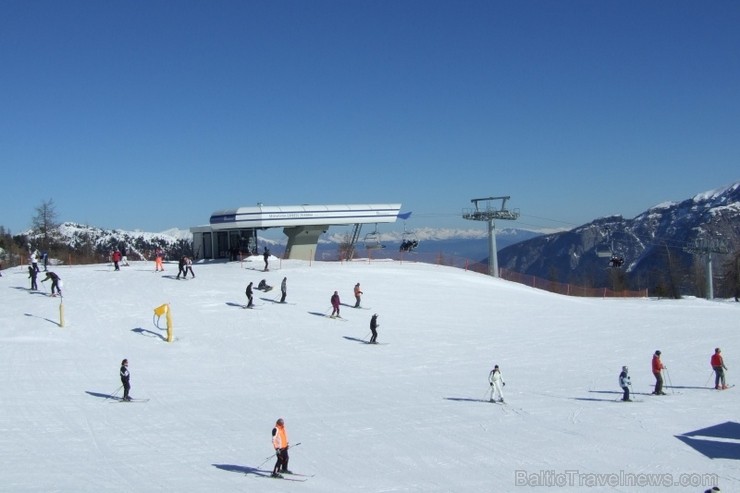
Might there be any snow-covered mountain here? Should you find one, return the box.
[20,223,540,264]
[28,223,195,261]
[498,182,740,296]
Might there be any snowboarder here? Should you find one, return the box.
[330,291,340,318]
[370,313,379,344]
[245,282,254,308]
[28,265,38,290]
[120,359,131,401]
[183,257,195,279]
[353,283,363,308]
[280,277,287,303]
[41,271,62,297]
[488,365,505,403]
[651,350,666,395]
[271,418,291,477]
[263,247,270,271]
[619,366,632,401]
[711,348,728,390]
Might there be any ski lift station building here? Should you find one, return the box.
[190,203,402,261]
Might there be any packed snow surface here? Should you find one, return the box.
[1,258,737,492]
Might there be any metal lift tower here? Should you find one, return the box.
[684,236,729,300]
[462,196,520,277]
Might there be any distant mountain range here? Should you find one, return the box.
[17,223,540,263]
[497,182,740,296]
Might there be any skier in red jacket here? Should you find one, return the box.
[711,348,728,389]
[651,350,666,395]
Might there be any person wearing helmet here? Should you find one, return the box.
[280,277,287,303]
[651,350,666,395]
[711,348,728,390]
[488,365,505,403]
[353,283,363,308]
[271,418,291,477]
[369,314,379,344]
[120,359,131,401]
[619,366,631,401]
[330,291,340,318]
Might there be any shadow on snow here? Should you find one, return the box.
[131,327,167,341]
[676,421,740,460]
[212,464,272,478]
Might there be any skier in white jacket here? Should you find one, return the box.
[488,365,505,403]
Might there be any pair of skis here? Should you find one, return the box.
[110,397,149,403]
[266,471,314,482]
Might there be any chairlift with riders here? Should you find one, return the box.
[399,225,419,252]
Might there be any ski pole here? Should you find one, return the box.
[704,371,714,388]
[483,384,492,401]
[105,385,123,400]
[665,368,674,394]
[258,442,302,468]
[258,452,276,468]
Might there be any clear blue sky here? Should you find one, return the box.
[2,1,739,235]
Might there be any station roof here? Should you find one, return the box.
[203,203,402,230]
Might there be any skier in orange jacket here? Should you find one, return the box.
[271,418,291,477]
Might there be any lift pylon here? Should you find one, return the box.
[462,196,520,277]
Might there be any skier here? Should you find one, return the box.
[353,283,363,308]
[263,247,270,271]
[28,265,38,290]
[30,250,40,273]
[651,350,666,395]
[120,358,131,401]
[120,245,129,266]
[488,364,505,403]
[369,313,379,344]
[245,282,254,308]
[176,256,186,279]
[112,250,122,271]
[154,248,164,272]
[41,271,62,297]
[280,277,287,303]
[42,251,49,271]
[330,291,340,318]
[183,256,195,279]
[271,418,291,477]
[711,348,728,390]
[619,366,632,401]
